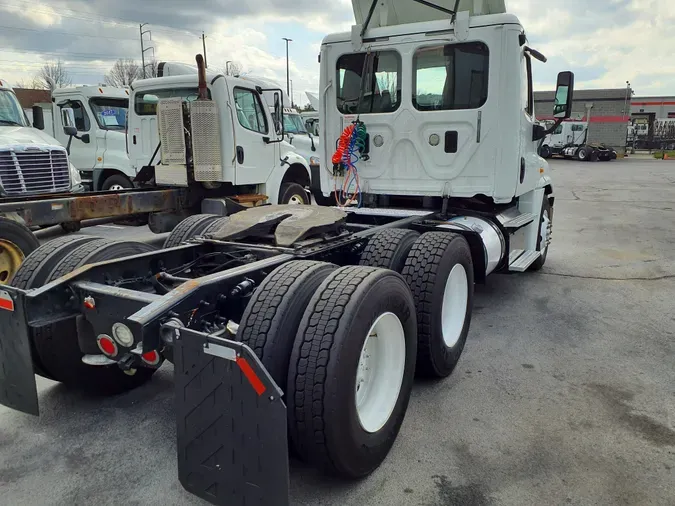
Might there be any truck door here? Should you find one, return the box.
[55,99,96,172]
[230,86,276,185]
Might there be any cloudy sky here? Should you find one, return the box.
[0,0,673,103]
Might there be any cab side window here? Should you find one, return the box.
[60,101,90,132]
[233,88,268,134]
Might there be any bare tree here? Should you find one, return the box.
[104,58,141,87]
[34,60,72,90]
[223,61,243,76]
[145,59,159,78]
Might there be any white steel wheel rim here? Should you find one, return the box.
[441,264,469,348]
[288,194,306,205]
[541,210,551,254]
[109,184,125,191]
[355,312,406,434]
[579,149,586,160]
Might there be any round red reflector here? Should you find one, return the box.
[142,350,160,365]
[97,335,117,357]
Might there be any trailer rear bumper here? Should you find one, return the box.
[0,287,39,416]
[173,326,290,506]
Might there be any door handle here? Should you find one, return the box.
[237,146,244,164]
[133,135,137,145]
[520,157,526,184]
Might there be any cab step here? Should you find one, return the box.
[509,249,541,272]
[502,212,536,229]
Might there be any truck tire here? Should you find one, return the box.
[101,174,133,191]
[529,197,553,271]
[539,144,551,159]
[10,235,100,379]
[279,183,311,205]
[287,266,417,478]
[0,217,41,285]
[577,147,589,161]
[238,261,337,388]
[359,228,420,273]
[32,239,157,393]
[163,214,221,249]
[402,232,474,379]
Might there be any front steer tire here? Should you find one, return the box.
[403,232,474,379]
[31,239,157,394]
[287,266,417,478]
[0,217,40,284]
[238,260,337,388]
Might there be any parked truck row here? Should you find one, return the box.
[0,1,577,505]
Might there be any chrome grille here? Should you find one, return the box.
[0,149,70,195]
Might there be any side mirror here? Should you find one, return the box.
[553,71,575,119]
[31,105,45,130]
[81,134,91,144]
[62,107,77,136]
[273,92,282,135]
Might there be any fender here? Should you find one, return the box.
[263,151,312,204]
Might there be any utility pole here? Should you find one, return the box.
[623,80,631,121]
[140,23,153,78]
[290,79,294,108]
[282,37,292,97]
[202,32,208,68]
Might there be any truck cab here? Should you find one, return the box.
[320,0,556,204]
[0,79,83,197]
[32,86,134,191]
[127,64,314,205]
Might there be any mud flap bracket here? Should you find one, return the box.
[174,327,289,506]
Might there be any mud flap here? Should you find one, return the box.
[174,327,289,506]
[0,288,39,416]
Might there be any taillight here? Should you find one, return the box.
[97,334,118,357]
[141,350,161,366]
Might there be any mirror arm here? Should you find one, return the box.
[533,117,565,142]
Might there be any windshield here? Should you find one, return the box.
[90,98,128,131]
[0,89,29,127]
[283,113,307,134]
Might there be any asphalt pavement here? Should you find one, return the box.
[1,158,674,506]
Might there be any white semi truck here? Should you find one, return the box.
[0,1,577,505]
[127,65,315,205]
[31,86,136,191]
[538,120,617,161]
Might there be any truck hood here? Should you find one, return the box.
[0,125,64,150]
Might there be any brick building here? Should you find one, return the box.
[12,88,51,109]
[534,88,630,154]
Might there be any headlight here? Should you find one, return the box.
[310,156,320,166]
[69,163,82,186]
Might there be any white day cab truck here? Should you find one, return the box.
[0,78,85,281]
[128,64,316,206]
[0,1,576,505]
[30,86,137,191]
[537,119,617,161]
